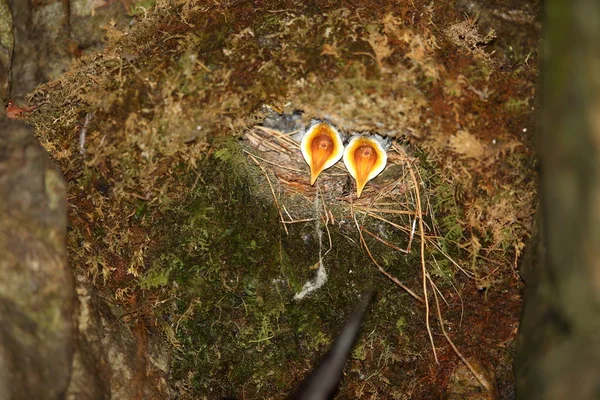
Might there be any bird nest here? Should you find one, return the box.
[243,115,420,233]
[241,111,492,386]
[242,111,431,300]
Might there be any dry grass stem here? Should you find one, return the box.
[256,126,300,148]
[281,204,294,221]
[359,210,410,232]
[354,206,420,216]
[361,227,410,254]
[247,131,290,153]
[319,187,334,260]
[406,154,438,364]
[428,241,476,279]
[427,271,450,307]
[281,218,317,224]
[352,207,424,303]
[431,254,466,326]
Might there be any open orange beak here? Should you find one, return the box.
[300,122,344,185]
[343,135,387,197]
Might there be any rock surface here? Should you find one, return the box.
[0,0,13,104]
[1,2,171,399]
[0,115,73,400]
[9,0,130,99]
[66,274,171,400]
[0,114,171,400]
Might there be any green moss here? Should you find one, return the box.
[134,136,422,398]
[21,0,536,397]
[351,342,367,361]
[139,254,178,289]
[414,148,465,277]
[395,316,406,333]
[129,0,158,15]
[504,97,529,112]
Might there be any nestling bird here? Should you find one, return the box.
[343,134,389,198]
[300,121,344,185]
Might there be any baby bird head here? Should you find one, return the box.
[300,121,344,185]
[343,134,389,198]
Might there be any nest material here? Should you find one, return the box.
[243,118,418,226]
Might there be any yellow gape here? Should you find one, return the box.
[343,135,387,197]
[300,122,344,185]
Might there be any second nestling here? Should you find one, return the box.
[299,120,389,198]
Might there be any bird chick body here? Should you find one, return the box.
[300,121,344,185]
[343,134,389,197]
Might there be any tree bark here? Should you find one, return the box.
[516,1,600,398]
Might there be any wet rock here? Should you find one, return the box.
[0,115,73,400]
[446,358,498,400]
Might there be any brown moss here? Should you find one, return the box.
[20,0,538,398]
